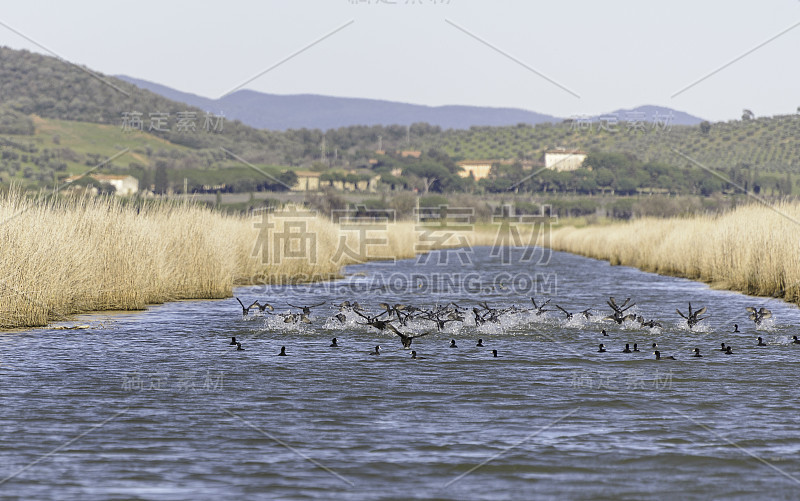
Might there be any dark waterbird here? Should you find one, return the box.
[598,344,606,353]
[556,304,593,321]
[287,301,325,323]
[278,346,287,356]
[330,338,339,347]
[476,339,484,347]
[410,350,425,360]
[235,297,273,316]
[492,349,498,357]
[636,315,663,328]
[354,309,395,332]
[654,350,675,360]
[369,345,381,356]
[250,301,274,313]
[236,342,245,351]
[676,302,708,329]
[606,296,636,324]
[746,306,772,326]
[450,339,458,348]
[693,348,703,357]
[757,337,767,346]
[793,336,800,345]
[379,303,419,326]
[392,329,430,349]
[530,297,552,316]
[623,344,631,353]
[229,336,237,346]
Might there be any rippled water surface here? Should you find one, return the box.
[2,247,800,500]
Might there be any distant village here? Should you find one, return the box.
[64,148,587,197]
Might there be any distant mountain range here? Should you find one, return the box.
[116,75,705,131]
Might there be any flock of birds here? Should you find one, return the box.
[230,295,797,360]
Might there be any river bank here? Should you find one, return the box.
[548,201,800,305]
[0,191,499,328]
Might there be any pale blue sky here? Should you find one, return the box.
[1,0,798,121]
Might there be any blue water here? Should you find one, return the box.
[2,247,800,500]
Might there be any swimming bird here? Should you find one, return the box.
[236,342,245,351]
[793,336,800,345]
[598,343,606,353]
[492,349,498,357]
[279,312,304,324]
[746,306,772,326]
[720,343,727,351]
[606,296,636,324]
[676,302,708,329]
[652,343,658,349]
[476,339,484,347]
[278,346,287,356]
[733,324,740,333]
[693,348,702,357]
[450,339,458,348]
[636,315,663,328]
[229,336,237,345]
[330,338,339,347]
[757,337,767,346]
[410,350,425,360]
[654,350,675,360]
[370,345,381,356]
[623,344,631,353]
[633,343,640,352]
[602,329,608,336]
[725,346,734,355]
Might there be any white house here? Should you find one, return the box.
[544,149,588,172]
[64,174,139,196]
[456,160,494,181]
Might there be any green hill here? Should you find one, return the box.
[1,45,798,199]
[427,117,800,173]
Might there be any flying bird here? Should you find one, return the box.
[676,302,708,329]
[745,307,772,326]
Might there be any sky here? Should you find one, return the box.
[1,0,799,122]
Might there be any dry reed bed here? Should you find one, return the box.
[0,191,498,328]
[547,202,800,304]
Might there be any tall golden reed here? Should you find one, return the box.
[0,190,498,328]
[547,202,800,304]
